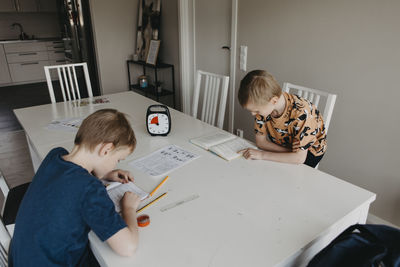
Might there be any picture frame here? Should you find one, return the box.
[146,40,161,65]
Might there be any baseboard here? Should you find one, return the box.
[367,213,399,228]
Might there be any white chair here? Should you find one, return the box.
[0,215,11,265]
[0,171,12,260]
[44,62,93,103]
[192,70,229,129]
[283,82,337,133]
[0,169,27,255]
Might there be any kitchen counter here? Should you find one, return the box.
[0,38,61,44]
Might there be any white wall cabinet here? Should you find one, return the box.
[1,40,65,86]
[9,61,49,82]
[37,0,57,12]
[0,0,57,12]
[17,0,38,12]
[0,45,12,84]
[0,0,16,12]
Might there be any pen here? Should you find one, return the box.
[137,192,167,213]
[149,175,169,197]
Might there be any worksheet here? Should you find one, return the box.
[105,181,149,212]
[72,97,110,107]
[129,145,199,177]
[46,117,83,132]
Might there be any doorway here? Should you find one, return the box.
[178,0,238,132]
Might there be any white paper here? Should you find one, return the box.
[72,97,110,108]
[105,182,149,212]
[129,145,199,177]
[46,117,83,132]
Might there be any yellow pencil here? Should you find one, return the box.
[149,175,169,197]
[137,192,167,213]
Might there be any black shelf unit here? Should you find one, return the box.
[127,60,176,108]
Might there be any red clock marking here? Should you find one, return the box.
[150,116,159,125]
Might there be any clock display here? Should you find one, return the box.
[146,104,171,136]
[147,113,170,135]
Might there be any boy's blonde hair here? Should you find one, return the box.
[74,109,136,152]
[238,70,282,106]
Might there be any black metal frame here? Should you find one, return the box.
[127,60,176,108]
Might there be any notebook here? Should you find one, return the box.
[190,132,257,161]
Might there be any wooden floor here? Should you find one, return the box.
[0,82,52,192]
[0,82,52,132]
[0,79,94,209]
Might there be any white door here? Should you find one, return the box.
[194,0,231,76]
[194,0,235,131]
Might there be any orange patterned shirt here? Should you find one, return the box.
[254,92,327,156]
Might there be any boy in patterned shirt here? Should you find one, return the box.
[238,70,327,167]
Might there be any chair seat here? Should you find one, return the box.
[3,183,30,225]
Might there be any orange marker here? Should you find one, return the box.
[149,176,169,197]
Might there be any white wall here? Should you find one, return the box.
[0,13,60,40]
[234,0,400,226]
[89,0,138,95]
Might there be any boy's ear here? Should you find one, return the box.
[270,96,279,105]
[98,143,114,157]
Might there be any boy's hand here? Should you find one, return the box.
[238,148,264,160]
[121,192,141,211]
[104,169,134,184]
[292,139,301,152]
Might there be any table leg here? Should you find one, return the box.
[25,134,41,173]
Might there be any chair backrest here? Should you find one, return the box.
[0,170,9,217]
[44,62,93,103]
[0,173,11,262]
[0,215,10,263]
[192,70,229,129]
[283,82,337,133]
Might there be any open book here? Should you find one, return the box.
[190,132,257,161]
[104,181,148,212]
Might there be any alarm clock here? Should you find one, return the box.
[146,105,171,136]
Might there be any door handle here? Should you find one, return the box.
[21,62,39,65]
[222,46,230,50]
[19,53,37,56]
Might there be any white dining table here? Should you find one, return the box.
[14,91,376,267]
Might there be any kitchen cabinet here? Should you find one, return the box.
[37,0,57,12]
[17,0,38,12]
[1,40,65,85]
[9,61,49,82]
[0,0,56,12]
[0,45,12,84]
[0,0,16,12]
[4,42,46,53]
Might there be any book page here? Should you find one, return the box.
[129,145,199,177]
[190,132,236,150]
[210,138,257,161]
[106,182,149,212]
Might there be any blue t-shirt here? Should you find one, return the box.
[9,147,127,266]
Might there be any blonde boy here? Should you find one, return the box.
[10,109,140,266]
[238,70,327,167]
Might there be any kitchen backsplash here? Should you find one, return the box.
[0,13,60,40]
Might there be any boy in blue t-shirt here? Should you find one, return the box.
[10,109,141,266]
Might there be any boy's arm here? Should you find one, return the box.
[106,192,140,256]
[255,134,291,152]
[241,148,307,164]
